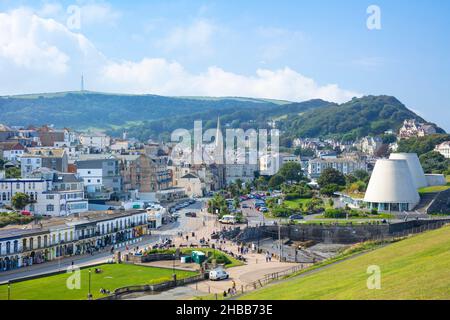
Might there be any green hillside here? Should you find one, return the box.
[279,95,445,142]
[0,92,444,143]
[0,91,281,129]
[241,225,450,300]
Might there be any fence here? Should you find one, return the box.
[237,221,450,295]
[370,220,449,242]
[244,263,309,292]
[98,273,207,300]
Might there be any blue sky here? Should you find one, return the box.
[0,0,449,131]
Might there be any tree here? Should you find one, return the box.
[268,175,285,189]
[294,147,315,157]
[352,170,370,183]
[317,168,346,188]
[321,184,341,196]
[278,162,304,183]
[397,134,450,156]
[6,167,21,179]
[233,197,241,209]
[419,151,449,174]
[11,193,30,210]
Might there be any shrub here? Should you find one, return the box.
[324,208,347,219]
[208,253,231,265]
[271,206,295,218]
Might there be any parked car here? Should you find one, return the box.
[185,212,197,218]
[289,214,304,221]
[259,207,269,213]
[242,204,249,209]
[209,268,229,281]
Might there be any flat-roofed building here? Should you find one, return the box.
[308,157,368,179]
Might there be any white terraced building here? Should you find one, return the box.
[435,141,450,159]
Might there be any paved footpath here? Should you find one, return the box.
[134,207,302,300]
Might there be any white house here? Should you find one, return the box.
[79,133,111,152]
[0,142,26,162]
[435,141,450,159]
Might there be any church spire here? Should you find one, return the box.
[214,116,224,164]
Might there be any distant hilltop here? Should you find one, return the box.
[0,92,445,142]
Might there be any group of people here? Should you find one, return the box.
[265,251,273,263]
[99,288,111,295]
[223,281,238,298]
[237,245,249,255]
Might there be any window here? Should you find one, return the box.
[47,204,54,212]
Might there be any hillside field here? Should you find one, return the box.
[241,225,450,300]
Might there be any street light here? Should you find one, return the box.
[88,269,92,300]
[172,254,177,282]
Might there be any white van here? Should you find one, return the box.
[219,215,237,225]
[209,268,229,281]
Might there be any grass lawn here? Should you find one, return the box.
[240,225,450,300]
[181,248,244,268]
[0,264,197,300]
[419,183,450,194]
[284,198,312,209]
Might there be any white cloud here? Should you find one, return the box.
[0,9,360,103]
[157,19,217,55]
[38,2,64,18]
[0,8,70,74]
[256,26,304,61]
[101,59,360,102]
[79,1,121,27]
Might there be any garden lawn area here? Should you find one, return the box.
[419,183,450,194]
[180,248,244,268]
[284,198,312,209]
[240,225,450,300]
[0,264,197,300]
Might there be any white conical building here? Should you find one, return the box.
[364,159,420,212]
[389,153,427,189]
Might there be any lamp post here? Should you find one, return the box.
[278,220,282,262]
[172,254,177,282]
[88,269,92,300]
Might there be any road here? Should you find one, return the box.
[0,200,208,284]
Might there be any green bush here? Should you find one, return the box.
[0,212,34,228]
[324,208,347,219]
[271,206,295,218]
[144,249,176,255]
[208,253,232,265]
